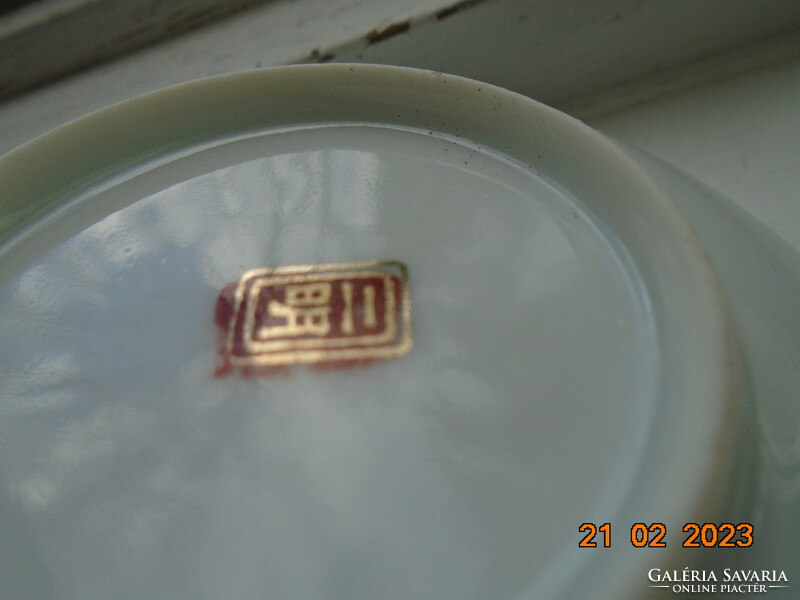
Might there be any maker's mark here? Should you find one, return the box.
[215,261,412,375]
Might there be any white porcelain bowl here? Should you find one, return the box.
[0,65,757,600]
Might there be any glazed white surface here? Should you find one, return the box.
[0,125,656,599]
[0,66,737,600]
[624,145,800,581]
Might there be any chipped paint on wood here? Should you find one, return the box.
[310,48,335,63]
[436,0,488,21]
[366,20,410,44]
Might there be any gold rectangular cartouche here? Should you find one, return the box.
[216,261,411,373]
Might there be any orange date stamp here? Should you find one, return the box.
[578,522,754,548]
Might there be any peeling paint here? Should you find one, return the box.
[366,20,410,45]
[310,48,335,63]
[436,0,488,21]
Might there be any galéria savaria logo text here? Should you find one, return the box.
[648,568,790,594]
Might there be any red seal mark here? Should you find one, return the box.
[215,261,412,376]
